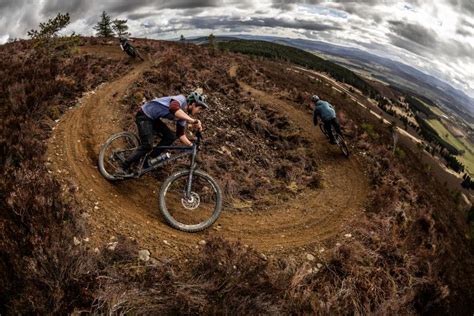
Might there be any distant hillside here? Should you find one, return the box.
[249,35,474,123]
[214,39,379,98]
[189,35,474,124]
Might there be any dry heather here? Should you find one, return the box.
[0,38,131,313]
[119,41,321,207]
[236,58,474,313]
[0,39,472,315]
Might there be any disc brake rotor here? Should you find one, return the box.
[181,192,200,210]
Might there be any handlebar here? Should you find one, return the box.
[195,131,203,147]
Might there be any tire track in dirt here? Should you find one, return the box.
[47,61,369,259]
[226,65,369,247]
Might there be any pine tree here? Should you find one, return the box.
[180,34,186,42]
[28,12,70,39]
[112,19,129,37]
[208,33,216,47]
[208,33,217,56]
[389,121,399,154]
[94,11,114,37]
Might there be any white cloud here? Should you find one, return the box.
[0,0,473,98]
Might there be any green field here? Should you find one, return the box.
[458,137,474,176]
[428,105,446,117]
[428,119,465,151]
[426,103,445,117]
[414,97,447,117]
[459,153,474,176]
[427,119,474,175]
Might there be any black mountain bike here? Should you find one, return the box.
[319,123,350,157]
[120,40,144,61]
[98,131,222,232]
[125,45,144,61]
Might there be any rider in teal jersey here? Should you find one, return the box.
[312,95,342,144]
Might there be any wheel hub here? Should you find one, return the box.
[181,192,200,210]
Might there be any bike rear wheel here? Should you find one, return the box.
[159,170,222,232]
[135,49,144,61]
[98,132,139,181]
[336,134,350,157]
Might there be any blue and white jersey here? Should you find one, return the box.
[141,95,187,128]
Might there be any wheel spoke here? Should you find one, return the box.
[160,171,221,231]
[107,157,121,170]
[98,132,139,180]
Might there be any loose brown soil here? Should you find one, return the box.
[47,59,369,259]
[4,39,472,314]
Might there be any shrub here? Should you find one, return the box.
[0,39,130,314]
[361,123,380,140]
[394,147,406,159]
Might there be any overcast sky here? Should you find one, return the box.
[1,0,473,99]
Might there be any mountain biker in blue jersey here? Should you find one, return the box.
[312,95,342,144]
[121,91,208,172]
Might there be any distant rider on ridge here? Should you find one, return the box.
[312,95,342,144]
[119,37,132,53]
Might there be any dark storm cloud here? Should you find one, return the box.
[271,0,380,9]
[457,27,473,37]
[142,15,341,36]
[0,0,20,10]
[127,12,157,20]
[18,9,42,34]
[271,0,323,10]
[441,40,474,59]
[388,24,473,60]
[333,1,385,24]
[183,16,343,32]
[140,20,156,29]
[41,0,90,17]
[388,20,438,48]
[388,33,427,55]
[107,0,222,14]
[448,0,474,14]
[269,0,434,28]
[104,0,153,14]
[180,8,208,16]
[155,0,221,9]
[0,0,40,32]
[332,0,380,5]
[271,0,379,9]
[460,18,474,29]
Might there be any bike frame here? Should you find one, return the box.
[319,122,349,157]
[119,133,202,198]
[320,123,339,144]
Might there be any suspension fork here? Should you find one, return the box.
[185,145,198,198]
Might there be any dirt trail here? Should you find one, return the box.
[47,61,369,259]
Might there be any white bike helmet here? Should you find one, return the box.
[187,91,209,109]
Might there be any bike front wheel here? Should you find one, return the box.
[159,170,222,232]
[336,134,350,158]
